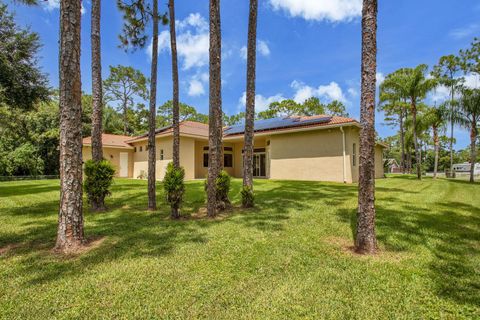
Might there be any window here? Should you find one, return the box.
[139,146,143,152]
[224,154,233,167]
[203,153,209,167]
[224,147,233,152]
[134,147,137,152]
[146,145,149,151]
[353,143,357,166]
[160,149,164,160]
[203,153,234,167]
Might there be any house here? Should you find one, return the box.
[82,115,386,183]
[452,162,480,175]
[385,158,401,173]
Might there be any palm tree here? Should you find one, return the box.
[56,0,85,252]
[379,74,409,173]
[242,0,258,208]
[207,0,223,217]
[421,104,448,179]
[454,89,480,183]
[432,55,462,175]
[356,0,378,254]
[402,65,437,179]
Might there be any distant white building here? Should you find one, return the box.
[452,162,480,175]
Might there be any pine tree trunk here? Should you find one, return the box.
[169,0,180,170]
[242,0,257,207]
[91,0,103,163]
[355,0,377,255]
[433,126,439,179]
[56,0,85,253]
[90,0,105,211]
[207,0,222,217]
[470,125,477,183]
[123,98,128,135]
[411,101,422,179]
[399,108,406,174]
[148,0,159,211]
[449,85,455,175]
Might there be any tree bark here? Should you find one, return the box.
[242,0,257,207]
[56,0,85,253]
[91,0,103,163]
[148,0,159,211]
[411,101,422,179]
[399,107,406,174]
[449,84,455,176]
[207,0,222,217]
[169,0,180,170]
[470,125,477,183]
[433,126,439,179]
[355,0,377,255]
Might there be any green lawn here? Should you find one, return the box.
[0,176,479,319]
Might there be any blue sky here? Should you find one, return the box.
[7,0,480,149]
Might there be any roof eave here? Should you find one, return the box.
[223,121,360,140]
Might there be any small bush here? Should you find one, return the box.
[137,170,147,179]
[84,159,115,211]
[241,185,254,208]
[204,170,232,211]
[163,162,185,219]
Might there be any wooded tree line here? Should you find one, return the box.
[379,39,480,182]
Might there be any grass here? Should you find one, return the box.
[0,176,479,319]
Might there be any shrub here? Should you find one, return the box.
[84,159,115,211]
[241,185,254,208]
[204,170,231,211]
[163,162,185,219]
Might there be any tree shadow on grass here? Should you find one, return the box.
[335,189,480,309]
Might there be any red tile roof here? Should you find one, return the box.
[83,134,134,149]
[83,116,359,147]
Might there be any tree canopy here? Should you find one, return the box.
[0,4,49,110]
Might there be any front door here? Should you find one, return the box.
[119,152,128,177]
[253,153,266,177]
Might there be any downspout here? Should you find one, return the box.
[340,126,347,183]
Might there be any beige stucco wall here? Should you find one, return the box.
[82,146,134,178]
[268,129,349,182]
[131,136,199,180]
[194,140,236,178]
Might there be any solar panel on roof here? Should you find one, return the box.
[224,116,332,135]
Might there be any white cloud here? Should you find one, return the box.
[187,72,209,97]
[258,40,271,57]
[291,80,347,103]
[176,13,208,32]
[188,79,205,96]
[43,0,85,15]
[269,0,362,22]
[376,72,385,85]
[348,87,358,97]
[147,13,209,70]
[449,24,480,40]
[429,74,480,102]
[464,73,480,89]
[429,85,451,103]
[240,40,271,60]
[238,92,286,112]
